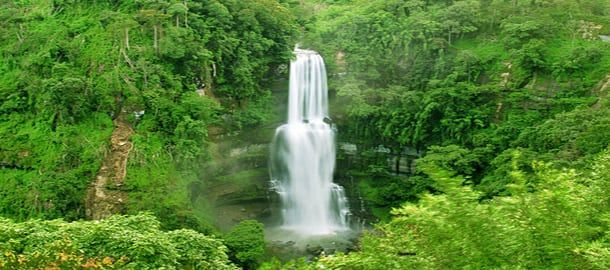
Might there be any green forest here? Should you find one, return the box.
[1,0,610,269]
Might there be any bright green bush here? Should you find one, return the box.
[224,220,265,269]
[306,148,610,269]
[0,213,237,269]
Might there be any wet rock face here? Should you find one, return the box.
[305,244,324,256]
[194,133,281,230]
[215,184,269,206]
[268,240,296,250]
[266,241,300,260]
[203,176,274,229]
[265,235,360,262]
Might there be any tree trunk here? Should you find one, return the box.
[531,71,537,88]
[184,2,188,27]
[489,11,496,32]
[124,28,129,50]
[153,25,158,54]
[17,23,24,43]
[395,154,400,175]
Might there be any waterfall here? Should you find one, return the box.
[270,48,350,235]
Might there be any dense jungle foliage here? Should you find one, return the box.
[0,0,295,226]
[297,0,610,216]
[1,0,610,269]
[0,0,292,267]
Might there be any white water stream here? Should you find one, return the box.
[270,48,350,235]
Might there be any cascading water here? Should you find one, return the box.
[270,48,350,235]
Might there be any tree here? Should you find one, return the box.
[224,220,265,269]
[0,214,238,269]
[304,148,610,269]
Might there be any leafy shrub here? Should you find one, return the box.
[310,148,610,269]
[0,213,237,270]
[224,220,265,269]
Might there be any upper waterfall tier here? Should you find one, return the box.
[294,48,319,55]
[288,50,329,123]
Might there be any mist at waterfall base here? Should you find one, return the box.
[267,49,358,250]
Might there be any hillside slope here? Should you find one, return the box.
[0,0,296,231]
